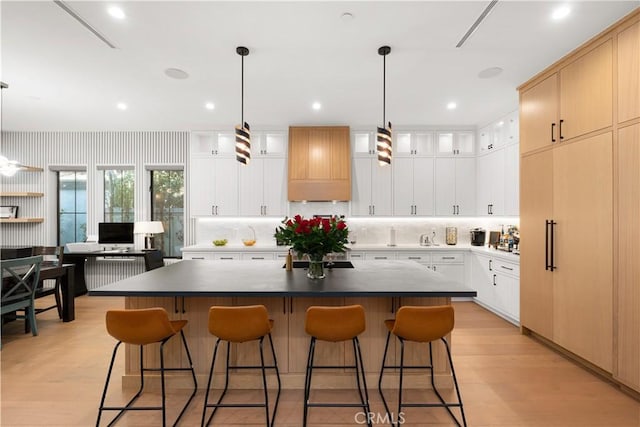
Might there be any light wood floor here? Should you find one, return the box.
[2,296,639,426]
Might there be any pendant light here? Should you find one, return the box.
[376,46,392,166]
[235,46,251,165]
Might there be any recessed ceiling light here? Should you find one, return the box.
[341,12,354,21]
[552,5,571,21]
[205,102,215,110]
[447,102,457,110]
[116,102,127,110]
[107,6,126,20]
[164,68,189,80]
[478,67,503,79]
[312,102,322,111]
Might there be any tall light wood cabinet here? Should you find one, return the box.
[616,123,640,390]
[519,8,638,387]
[552,133,613,371]
[618,21,640,123]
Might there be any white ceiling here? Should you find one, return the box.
[1,1,638,131]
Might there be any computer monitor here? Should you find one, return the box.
[98,222,134,245]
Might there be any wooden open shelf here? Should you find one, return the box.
[0,192,44,197]
[0,218,44,223]
[21,166,43,172]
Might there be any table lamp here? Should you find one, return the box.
[134,221,164,250]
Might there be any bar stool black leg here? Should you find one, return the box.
[258,337,270,427]
[354,337,372,427]
[442,338,467,427]
[397,338,405,427]
[267,333,281,426]
[96,342,121,427]
[174,330,198,424]
[159,341,167,427]
[302,337,317,427]
[378,331,393,426]
[201,338,222,427]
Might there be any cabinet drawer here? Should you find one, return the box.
[183,252,214,260]
[431,252,464,264]
[349,251,366,260]
[368,252,397,261]
[240,252,275,261]
[494,259,519,277]
[214,253,241,261]
[397,252,430,263]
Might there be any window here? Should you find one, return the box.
[58,171,87,246]
[104,169,135,222]
[150,170,184,257]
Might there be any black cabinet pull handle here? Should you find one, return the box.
[493,274,497,286]
[551,123,556,142]
[390,297,395,313]
[181,297,186,314]
[550,220,556,271]
[283,297,286,314]
[501,266,514,271]
[453,205,456,215]
[559,120,564,140]
[290,297,293,314]
[489,259,493,271]
[545,220,550,270]
[174,296,179,314]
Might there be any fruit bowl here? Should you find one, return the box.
[212,239,228,246]
[242,239,256,246]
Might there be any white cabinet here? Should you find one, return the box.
[398,251,465,284]
[366,252,397,261]
[472,252,519,324]
[478,110,519,154]
[476,149,505,216]
[240,252,275,261]
[239,157,286,216]
[434,157,476,216]
[190,157,238,216]
[352,131,377,157]
[504,143,520,216]
[352,157,392,216]
[395,132,435,157]
[254,132,287,157]
[393,157,435,216]
[191,131,237,157]
[437,131,475,156]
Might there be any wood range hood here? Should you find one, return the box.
[287,126,351,201]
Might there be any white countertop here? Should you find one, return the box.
[182,243,521,262]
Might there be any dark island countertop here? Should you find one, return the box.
[88,260,476,298]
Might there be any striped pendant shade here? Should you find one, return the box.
[235,122,251,164]
[377,122,392,166]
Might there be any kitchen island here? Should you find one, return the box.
[90,260,476,389]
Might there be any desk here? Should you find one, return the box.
[2,263,75,322]
[64,250,145,296]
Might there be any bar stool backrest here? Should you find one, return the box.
[393,305,455,343]
[305,304,366,342]
[106,308,176,345]
[208,305,271,343]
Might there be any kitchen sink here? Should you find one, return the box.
[284,260,355,269]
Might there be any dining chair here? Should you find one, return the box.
[31,246,64,319]
[1,255,43,348]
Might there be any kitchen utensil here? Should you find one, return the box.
[470,228,486,246]
[446,227,457,245]
[420,234,431,246]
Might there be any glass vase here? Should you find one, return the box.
[307,254,325,279]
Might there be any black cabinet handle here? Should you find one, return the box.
[283,297,286,314]
[390,297,395,313]
[551,123,556,143]
[174,296,179,314]
[550,220,556,271]
[453,205,456,215]
[559,119,564,140]
[488,204,491,215]
[545,220,550,270]
[501,266,514,271]
[493,274,497,286]
[181,297,186,314]
[489,259,493,271]
[290,297,293,314]
[192,257,205,260]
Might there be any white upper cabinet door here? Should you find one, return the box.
[412,157,435,216]
[352,132,375,157]
[191,132,217,156]
[393,157,415,216]
[456,131,475,155]
[455,157,476,215]
[261,132,287,156]
[504,143,520,216]
[489,149,506,216]
[190,157,218,216]
[351,157,373,216]
[213,158,239,216]
[238,159,264,216]
[478,126,493,153]
[262,157,287,216]
[371,161,393,216]
[394,132,413,157]
[414,133,435,156]
[216,133,238,157]
[437,132,455,155]
[506,110,519,144]
[476,154,492,216]
[437,131,475,156]
[435,158,456,216]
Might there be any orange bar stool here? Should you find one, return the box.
[201,305,281,427]
[303,305,372,427]
[378,305,467,427]
[96,307,197,427]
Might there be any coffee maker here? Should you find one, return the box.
[470,228,486,246]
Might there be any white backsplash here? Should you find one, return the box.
[195,215,519,247]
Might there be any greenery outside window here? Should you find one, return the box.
[58,171,87,246]
[150,170,184,257]
[104,169,135,222]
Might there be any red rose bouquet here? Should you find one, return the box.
[274,215,349,260]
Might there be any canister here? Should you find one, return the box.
[445,227,457,245]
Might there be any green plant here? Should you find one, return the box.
[274,215,349,258]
